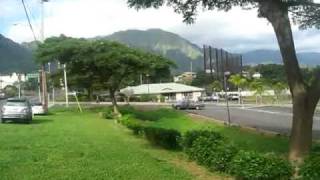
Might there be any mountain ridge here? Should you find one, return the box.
[1,29,320,74]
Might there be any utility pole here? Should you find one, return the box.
[40,0,49,112]
[64,64,69,107]
[224,71,231,126]
[18,74,21,98]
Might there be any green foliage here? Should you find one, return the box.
[182,130,237,172]
[119,106,180,121]
[3,85,18,98]
[230,151,293,180]
[139,94,158,102]
[249,79,266,96]
[210,80,223,92]
[181,130,224,150]
[119,115,145,135]
[144,127,182,150]
[128,0,320,30]
[299,153,320,180]
[228,74,248,90]
[191,71,212,87]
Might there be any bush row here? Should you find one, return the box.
[114,108,317,179]
[119,115,181,150]
[181,130,293,179]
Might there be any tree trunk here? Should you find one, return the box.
[110,90,121,118]
[289,94,315,162]
[259,1,319,161]
[88,88,94,101]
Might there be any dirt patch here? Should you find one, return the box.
[168,156,233,180]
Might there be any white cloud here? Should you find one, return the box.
[3,0,320,52]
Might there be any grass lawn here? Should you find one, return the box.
[0,107,221,180]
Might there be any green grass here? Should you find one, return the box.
[0,107,199,180]
[120,106,290,155]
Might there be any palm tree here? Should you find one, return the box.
[272,82,287,104]
[228,74,248,104]
[249,79,265,104]
[210,80,223,92]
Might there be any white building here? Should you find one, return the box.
[174,72,197,83]
[0,73,26,89]
[121,83,205,102]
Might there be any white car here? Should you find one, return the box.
[228,93,240,101]
[211,94,220,101]
[32,102,45,115]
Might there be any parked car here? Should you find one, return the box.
[211,94,220,101]
[228,93,240,101]
[0,98,32,123]
[172,100,205,110]
[31,102,45,115]
[199,96,212,102]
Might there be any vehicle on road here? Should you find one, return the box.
[211,94,220,101]
[228,93,240,101]
[31,102,45,115]
[199,94,220,102]
[172,100,205,110]
[0,98,32,123]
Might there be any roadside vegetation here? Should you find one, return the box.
[108,105,320,179]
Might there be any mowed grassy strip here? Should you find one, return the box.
[124,107,290,154]
[0,109,194,180]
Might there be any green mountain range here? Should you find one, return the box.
[0,34,37,74]
[1,29,320,74]
[97,29,204,73]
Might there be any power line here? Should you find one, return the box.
[21,0,38,41]
[24,0,40,37]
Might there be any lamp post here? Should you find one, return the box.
[224,71,231,125]
[146,74,150,94]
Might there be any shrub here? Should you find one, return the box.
[311,143,320,153]
[119,115,145,135]
[230,151,293,180]
[300,153,320,180]
[144,127,181,150]
[181,130,224,151]
[182,130,237,172]
[103,108,114,119]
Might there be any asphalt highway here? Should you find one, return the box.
[187,103,320,138]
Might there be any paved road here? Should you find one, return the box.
[187,104,320,138]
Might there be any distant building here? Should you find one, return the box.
[120,83,205,102]
[174,72,197,83]
[0,73,26,89]
[252,72,262,79]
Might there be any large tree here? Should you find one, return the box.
[127,0,320,162]
[36,36,174,117]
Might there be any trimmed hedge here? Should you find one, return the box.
[300,153,320,180]
[182,130,237,172]
[181,130,224,150]
[144,127,182,150]
[230,151,293,180]
[119,115,145,135]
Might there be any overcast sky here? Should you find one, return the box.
[1,0,320,53]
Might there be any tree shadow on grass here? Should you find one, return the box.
[3,119,53,125]
[31,119,54,124]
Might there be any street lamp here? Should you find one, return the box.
[224,71,231,125]
[146,74,150,94]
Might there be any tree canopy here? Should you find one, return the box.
[128,0,320,27]
[36,36,175,115]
